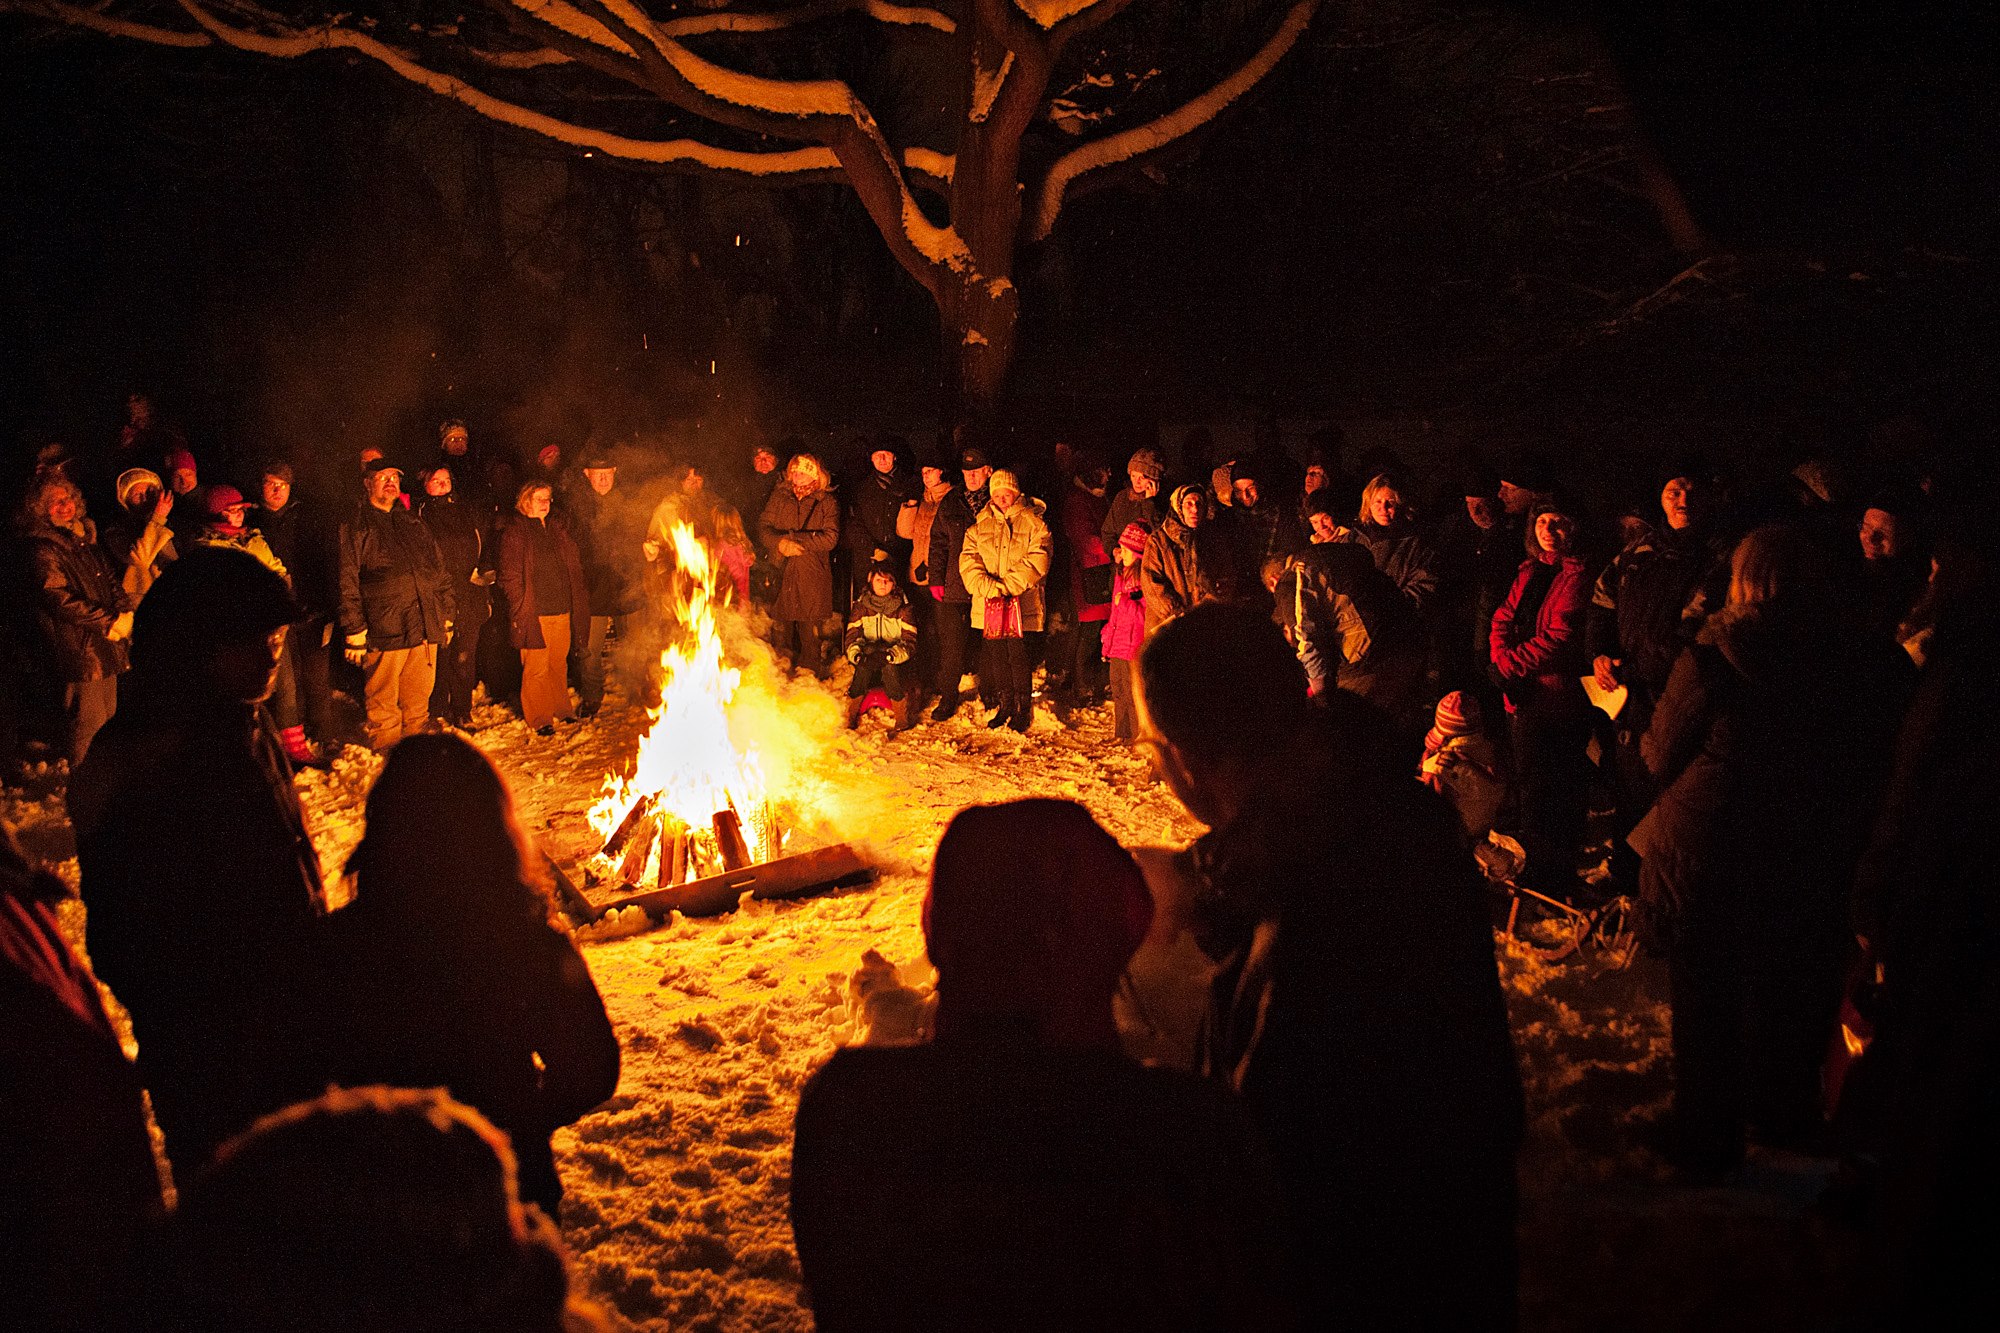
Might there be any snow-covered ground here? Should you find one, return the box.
[3,669,1853,1331]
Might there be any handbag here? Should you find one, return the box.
[983,595,1023,639]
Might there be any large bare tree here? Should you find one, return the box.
[7,0,1324,432]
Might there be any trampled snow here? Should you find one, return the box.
[3,665,1849,1330]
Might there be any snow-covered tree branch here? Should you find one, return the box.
[1,0,1324,430]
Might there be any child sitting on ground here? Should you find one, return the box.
[844,561,919,730]
[1418,690,1506,841]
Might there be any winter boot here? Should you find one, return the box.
[280,725,327,769]
[986,693,1014,729]
[930,690,961,723]
[845,695,867,730]
[892,695,918,732]
[1008,699,1033,734]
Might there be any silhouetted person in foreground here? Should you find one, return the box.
[145,1085,612,1332]
[1634,525,1914,1177]
[70,546,328,1180]
[324,734,619,1218]
[1,821,163,1331]
[1137,602,1524,1328]
[792,799,1287,1332]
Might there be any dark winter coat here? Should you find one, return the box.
[417,491,492,631]
[1435,509,1524,664]
[563,484,645,617]
[1062,483,1114,623]
[1586,523,1733,701]
[1140,516,1231,638]
[1353,518,1439,614]
[1631,604,1913,943]
[68,689,329,1174]
[323,897,620,1218]
[1186,698,1522,1328]
[1100,486,1161,558]
[497,513,590,649]
[759,485,841,621]
[1490,553,1592,713]
[260,497,336,621]
[792,1030,1289,1333]
[336,500,455,651]
[26,518,131,683]
[846,468,915,564]
[927,484,990,605]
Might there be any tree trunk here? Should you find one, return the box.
[941,267,1020,442]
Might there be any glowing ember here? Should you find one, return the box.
[589,522,776,883]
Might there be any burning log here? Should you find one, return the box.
[713,809,752,871]
[601,793,657,860]
[616,809,660,888]
[596,843,875,921]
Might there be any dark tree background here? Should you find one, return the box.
[3,0,1995,491]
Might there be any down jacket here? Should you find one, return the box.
[337,501,455,652]
[26,519,131,684]
[959,498,1054,633]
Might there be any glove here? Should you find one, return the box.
[344,633,368,666]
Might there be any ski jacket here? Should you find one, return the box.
[844,588,918,665]
[1490,554,1591,712]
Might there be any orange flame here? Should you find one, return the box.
[588,522,775,874]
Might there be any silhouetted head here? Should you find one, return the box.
[132,545,297,704]
[924,799,1150,1050]
[346,733,551,928]
[1138,602,1312,826]
[163,1085,593,1332]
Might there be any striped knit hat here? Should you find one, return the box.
[1426,690,1481,751]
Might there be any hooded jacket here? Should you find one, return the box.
[1140,501,1232,639]
[960,497,1054,633]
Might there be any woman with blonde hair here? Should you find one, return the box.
[1633,524,1913,1178]
[497,480,590,734]
[1353,472,1437,612]
[758,451,840,676]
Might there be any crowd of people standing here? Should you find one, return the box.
[3,395,1993,1328]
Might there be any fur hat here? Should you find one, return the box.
[1126,449,1164,483]
[116,468,164,509]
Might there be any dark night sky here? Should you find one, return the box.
[3,1,1995,495]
